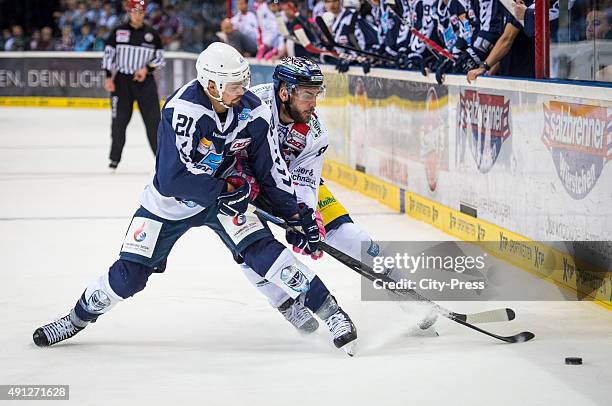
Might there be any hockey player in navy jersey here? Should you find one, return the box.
[32,43,357,356]
[240,56,438,334]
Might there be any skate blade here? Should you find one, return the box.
[340,340,357,357]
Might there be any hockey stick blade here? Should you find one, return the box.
[454,308,516,324]
[252,207,534,344]
[314,16,396,62]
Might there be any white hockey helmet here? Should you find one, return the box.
[343,0,361,9]
[196,42,251,107]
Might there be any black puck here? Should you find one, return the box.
[565,357,582,365]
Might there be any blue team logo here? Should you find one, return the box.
[280,265,310,293]
[88,290,112,312]
[133,222,147,242]
[238,108,252,121]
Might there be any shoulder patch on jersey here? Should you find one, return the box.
[238,90,263,111]
[238,108,252,121]
[116,29,130,43]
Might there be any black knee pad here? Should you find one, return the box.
[108,259,154,299]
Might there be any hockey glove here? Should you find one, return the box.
[217,176,251,216]
[286,206,323,258]
[452,47,482,73]
[405,53,427,76]
[234,155,260,201]
[335,57,351,73]
[435,58,454,84]
[291,210,326,260]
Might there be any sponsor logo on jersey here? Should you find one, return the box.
[542,101,611,199]
[233,214,247,226]
[238,108,252,121]
[178,199,197,208]
[291,167,316,187]
[230,137,251,151]
[458,89,511,174]
[116,29,130,43]
[309,117,322,139]
[285,123,308,151]
[87,290,112,312]
[196,137,223,174]
[317,196,337,210]
[280,265,310,293]
[197,137,212,154]
[144,32,153,42]
[133,222,147,242]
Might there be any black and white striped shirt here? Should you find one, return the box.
[102,23,165,77]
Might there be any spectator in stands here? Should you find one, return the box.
[231,0,259,44]
[72,1,90,34]
[55,25,76,51]
[312,0,327,18]
[29,30,42,51]
[75,24,95,51]
[4,25,27,51]
[37,27,56,51]
[1,29,11,51]
[218,18,258,56]
[323,0,342,23]
[586,8,611,40]
[98,1,119,31]
[256,0,284,60]
[93,26,108,51]
[86,0,104,26]
[158,4,184,50]
[57,0,78,32]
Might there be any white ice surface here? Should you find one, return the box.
[0,108,611,406]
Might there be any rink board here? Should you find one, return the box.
[315,66,612,309]
[1,53,610,308]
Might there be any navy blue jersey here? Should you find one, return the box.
[141,80,296,220]
[468,0,506,57]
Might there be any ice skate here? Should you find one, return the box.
[278,297,319,334]
[316,295,357,356]
[33,310,88,347]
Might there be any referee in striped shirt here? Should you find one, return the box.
[102,0,164,170]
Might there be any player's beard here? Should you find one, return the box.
[287,99,314,124]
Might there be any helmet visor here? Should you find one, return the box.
[223,77,250,96]
[292,85,326,102]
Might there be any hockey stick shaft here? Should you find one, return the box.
[252,207,533,343]
[387,8,456,61]
[315,16,396,62]
[293,24,340,57]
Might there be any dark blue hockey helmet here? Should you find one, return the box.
[273,57,324,92]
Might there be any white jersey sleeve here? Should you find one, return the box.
[286,117,328,210]
[250,83,329,211]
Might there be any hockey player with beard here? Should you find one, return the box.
[32,43,357,356]
[239,56,439,336]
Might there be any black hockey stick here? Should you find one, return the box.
[253,207,534,344]
[314,16,396,62]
